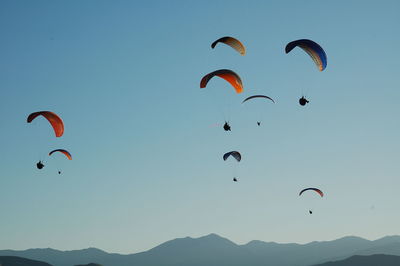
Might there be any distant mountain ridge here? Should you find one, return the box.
[0,256,53,266]
[312,254,400,266]
[1,234,400,266]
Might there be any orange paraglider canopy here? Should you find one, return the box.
[27,111,64,137]
[211,36,246,56]
[49,149,72,160]
[200,69,243,93]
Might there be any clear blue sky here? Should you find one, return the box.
[0,0,400,254]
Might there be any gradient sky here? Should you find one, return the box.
[1,0,400,254]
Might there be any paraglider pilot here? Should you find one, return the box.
[36,161,44,169]
[299,96,309,106]
[223,122,231,131]
[233,177,238,182]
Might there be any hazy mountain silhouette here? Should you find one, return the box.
[1,234,400,266]
[0,248,112,266]
[0,256,53,266]
[319,237,400,264]
[126,233,261,266]
[312,254,400,266]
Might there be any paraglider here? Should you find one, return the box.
[27,111,64,137]
[224,151,241,181]
[200,70,243,132]
[200,69,243,93]
[223,122,231,131]
[49,149,71,175]
[242,95,275,125]
[285,39,327,71]
[299,96,309,106]
[36,161,44,169]
[300,188,323,214]
[211,36,246,56]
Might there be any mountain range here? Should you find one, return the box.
[312,254,400,266]
[0,256,52,266]
[1,234,400,266]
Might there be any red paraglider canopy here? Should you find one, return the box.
[299,188,324,197]
[27,111,64,137]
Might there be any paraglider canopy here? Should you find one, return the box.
[285,39,327,71]
[299,188,324,197]
[223,151,241,162]
[200,69,243,94]
[211,36,246,55]
[27,111,64,137]
[242,95,275,104]
[49,149,72,160]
